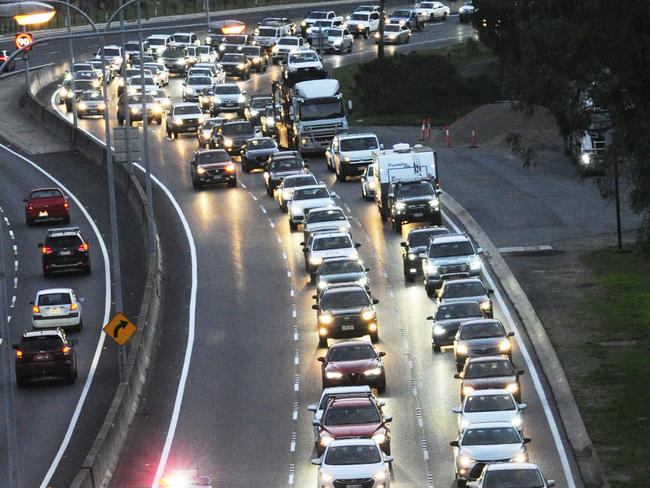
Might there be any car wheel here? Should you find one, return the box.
[370,331,379,343]
[67,368,78,384]
[362,185,367,199]
[16,376,27,388]
[430,14,435,22]
[118,117,124,126]
[318,336,328,348]
[25,212,34,226]
[377,377,386,393]
[404,264,415,282]
[243,162,250,173]
[266,185,272,196]
[393,218,402,233]
[335,166,345,182]
[443,12,448,21]
[289,220,297,231]
[433,343,441,352]
[425,284,435,296]
[364,29,369,39]
[379,208,387,221]
[228,179,237,188]
[75,319,83,333]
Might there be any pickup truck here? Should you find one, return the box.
[24,188,70,225]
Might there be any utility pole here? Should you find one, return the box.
[0,214,20,488]
[614,156,623,250]
[377,0,386,59]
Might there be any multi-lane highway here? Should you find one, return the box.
[8,2,590,488]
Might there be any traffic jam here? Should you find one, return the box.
[49,2,557,487]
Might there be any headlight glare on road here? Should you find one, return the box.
[499,340,511,352]
[511,415,522,428]
[433,325,445,336]
[395,202,406,211]
[506,383,519,394]
[319,313,333,325]
[325,371,343,379]
[364,367,382,377]
[511,452,528,463]
[458,455,474,467]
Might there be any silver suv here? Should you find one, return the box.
[423,233,482,295]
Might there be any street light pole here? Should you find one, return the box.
[65,3,78,131]
[205,0,211,31]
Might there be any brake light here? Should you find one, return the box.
[78,243,89,251]
[41,246,53,255]
[15,350,23,359]
[70,303,78,311]
[32,305,40,313]
[64,202,69,209]
[225,162,235,172]
[62,346,71,355]
[28,204,33,211]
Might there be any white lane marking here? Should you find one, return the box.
[250,194,258,201]
[270,221,276,228]
[293,375,300,391]
[6,316,10,323]
[292,403,299,421]
[289,288,294,297]
[290,432,297,452]
[0,143,113,488]
[260,205,267,214]
[443,212,576,488]
[239,182,247,189]
[9,230,14,239]
[288,464,295,485]
[287,271,292,278]
[293,326,299,341]
[277,234,282,243]
[131,164,198,488]
[10,296,15,308]
[12,245,17,255]
[13,260,17,272]
[294,350,299,365]
[282,251,287,261]
[3,216,9,225]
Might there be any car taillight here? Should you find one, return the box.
[32,305,40,313]
[41,246,53,255]
[62,346,71,355]
[225,162,235,172]
[78,243,89,251]
[70,303,78,311]
[64,202,69,209]
[28,204,33,211]
[15,350,23,359]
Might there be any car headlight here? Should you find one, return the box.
[117,79,125,87]
[429,197,440,209]
[334,40,342,46]
[91,80,100,88]
[389,34,397,39]
[59,87,69,97]
[361,309,375,321]
[458,455,474,467]
[173,119,183,125]
[506,383,519,394]
[201,129,212,138]
[130,107,140,114]
[469,256,482,271]
[358,23,366,29]
[426,262,438,274]
[462,386,474,396]
[357,276,368,287]
[253,57,261,63]
[364,367,382,377]
[511,452,528,463]
[325,371,343,379]
[408,253,417,261]
[223,137,233,147]
[272,45,279,53]
[310,256,323,266]
[319,313,333,325]
[219,44,226,51]
[250,109,259,116]
[237,63,245,69]
[372,431,386,444]
[225,163,236,172]
[98,102,106,110]
[301,21,307,27]
[317,280,328,290]
[581,153,591,165]
[499,340,511,352]
[238,95,246,103]
[197,166,207,175]
[77,102,87,110]
[457,344,468,355]
[319,433,334,446]
[176,59,185,65]
[373,469,387,481]
[374,32,380,38]
[213,96,222,104]
[198,116,206,124]
[152,103,162,113]
[185,87,194,94]
[290,206,303,216]
[433,325,445,336]
[395,201,406,211]
[511,415,523,428]
[205,35,212,43]
[480,301,491,311]
[319,471,334,482]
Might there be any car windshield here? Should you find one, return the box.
[443,282,485,298]
[73,64,91,72]
[284,175,317,188]
[188,76,212,85]
[31,189,63,199]
[321,289,369,309]
[257,27,278,36]
[325,404,380,425]
[462,427,521,446]
[75,71,95,79]
[102,47,120,57]
[226,35,247,45]
[313,235,352,251]
[270,159,303,171]
[127,94,155,104]
[202,119,224,129]
[320,260,363,275]
[483,469,545,488]
[466,360,516,378]
[247,139,275,149]
[130,76,155,85]
[221,53,244,63]
[173,105,202,115]
[185,47,198,55]
[213,84,241,94]
[409,229,448,247]
[21,336,63,352]
[435,302,482,320]
[328,344,376,361]
[124,42,140,50]
[393,10,411,17]
[278,38,299,46]
[145,65,160,74]
[460,322,505,340]
[80,91,104,101]
[325,29,343,37]
[243,47,260,56]
[197,46,211,54]
[299,99,345,121]
[47,236,82,248]
[197,151,230,164]
[148,37,166,46]
[465,394,516,413]
[397,183,434,197]
[314,20,332,27]
[365,165,374,176]
[174,34,191,43]
[189,69,211,77]
[340,137,378,152]
[307,209,346,223]
[293,187,329,200]
[162,48,184,58]
[351,13,370,20]
[290,52,319,63]
[38,293,72,306]
[223,123,253,135]
[384,24,401,32]
[324,445,381,466]
[429,241,474,258]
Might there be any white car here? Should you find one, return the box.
[312,438,392,488]
[31,288,82,331]
[307,385,372,429]
[302,232,360,274]
[361,164,376,201]
[95,45,123,72]
[453,389,527,433]
[144,62,169,85]
[451,421,530,484]
[146,34,174,57]
[149,88,172,112]
[469,462,556,488]
[303,206,351,242]
[414,1,450,22]
[189,64,226,85]
[196,45,218,64]
[271,36,309,63]
[288,185,337,230]
[326,132,381,181]
[172,31,200,48]
[275,173,318,211]
[127,75,157,95]
[345,10,381,38]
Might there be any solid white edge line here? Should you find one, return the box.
[130,163,198,488]
[442,211,576,488]
[0,143,112,488]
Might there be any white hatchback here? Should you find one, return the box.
[31,288,82,331]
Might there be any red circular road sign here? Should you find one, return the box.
[15,32,33,51]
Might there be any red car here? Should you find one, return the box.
[316,393,392,455]
[24,187,70,225]
[318,340,386,392]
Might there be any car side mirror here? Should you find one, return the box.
[300,241,305,246]
[467,482,478,488]
[454,373,463,379]
[378,351,386,357]
[372,298,379,305]
[365,268,370,272]
[387,193,394,199]
[310,458,321,465]
[384,415,393,423]
[435,188,442,195]
[303,158,310,164]
[451,406,462,414]
[317,356,325,362]
[449,440,459,447]
[380,143,385,149]
[330,192,337,198]
[426,315,433,321]
[523,437,532,444]
[517,369,525,375]
[307,404,317,412]
[242,90,247,94]
[312,305,320,311]
[312,418,321,426]
[378,400,386,407]
[487,289,494,294]
[518,403,528,410]
[477,247,483,254]
[355,242,361,248]
[547,481,555,487]
[29,300,34,305]
[400,241,407,247]
[384,455,394,463]
[508,332,515,337]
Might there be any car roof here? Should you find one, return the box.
[486,462,540,471]
[437,299,481,307]
[31,187,62,193]
[284,173,315,180]
[430,233,471,244]
[329,339,374,350]
[443,278,484,286]
[328,438,376,448]
[148,34,170,38]
[464,421,517,430]
[329,396,375,408]
[22,329,62,338]
[321,283,365,294]
[337,132,378,141]
[409,226,447,235]
[466,355,512,364]
[309,205,344,213]
[313,231,350,239]
[465,388,512,398]
[294,184,329,191]
[322,385,371,396]
[320,257,361,265]
[172,102,202,108]
[46,226,81,237]
[460,318,502,327]
[36,288,73,296]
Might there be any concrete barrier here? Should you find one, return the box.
[17,62,164,488]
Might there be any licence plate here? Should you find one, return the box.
[224,103,235,107]
[59,250,72,256]
[39,211,48,217]
[347,485,362,488]
[341,325,354,331]
[413,212,424,217]
[186,126,195,131]
[35,353,51,361]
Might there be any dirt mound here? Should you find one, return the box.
[438,103,564,152]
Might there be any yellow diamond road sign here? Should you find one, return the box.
[103,312,137,346]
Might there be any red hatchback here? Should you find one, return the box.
[318,340,386,392]
[316,394,392,455]
[24,187,70,225]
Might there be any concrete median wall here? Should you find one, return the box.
[18,63,164,488]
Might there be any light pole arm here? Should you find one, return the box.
[41,0,99,32]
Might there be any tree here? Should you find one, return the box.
[377,0,385,58]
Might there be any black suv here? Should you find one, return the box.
[400,225,449,281]
[39,227,91,277]
[388,179,441,232]
[313,283,379,347]
[212,120,255,154]
[13,328,78,386]
[263,151,308,195]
